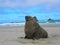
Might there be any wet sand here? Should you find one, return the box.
[0,26,60,45]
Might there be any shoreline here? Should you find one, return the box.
[0,25,60,28]
[0,22,60,28]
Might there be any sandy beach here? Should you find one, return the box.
[0,26,60,45]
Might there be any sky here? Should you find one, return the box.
[0,0,60,8]
[0,0,60,22]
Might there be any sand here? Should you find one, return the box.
[0,26,60,45]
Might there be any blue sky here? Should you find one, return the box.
[0,0,60,22]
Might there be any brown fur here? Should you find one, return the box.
[24,16,48,40]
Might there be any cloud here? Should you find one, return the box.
[0,0,60,8]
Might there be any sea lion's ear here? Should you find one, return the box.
[33,16,38,22]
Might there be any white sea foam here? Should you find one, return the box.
[0,23,25,27]
[39,22,60,26]
[0,22,60,27]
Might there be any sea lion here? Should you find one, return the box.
[24,16,48,40]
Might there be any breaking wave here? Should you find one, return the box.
[0,22,60,28]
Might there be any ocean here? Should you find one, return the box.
[0,20,60,28]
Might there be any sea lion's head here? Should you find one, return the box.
[25,16,33,21]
